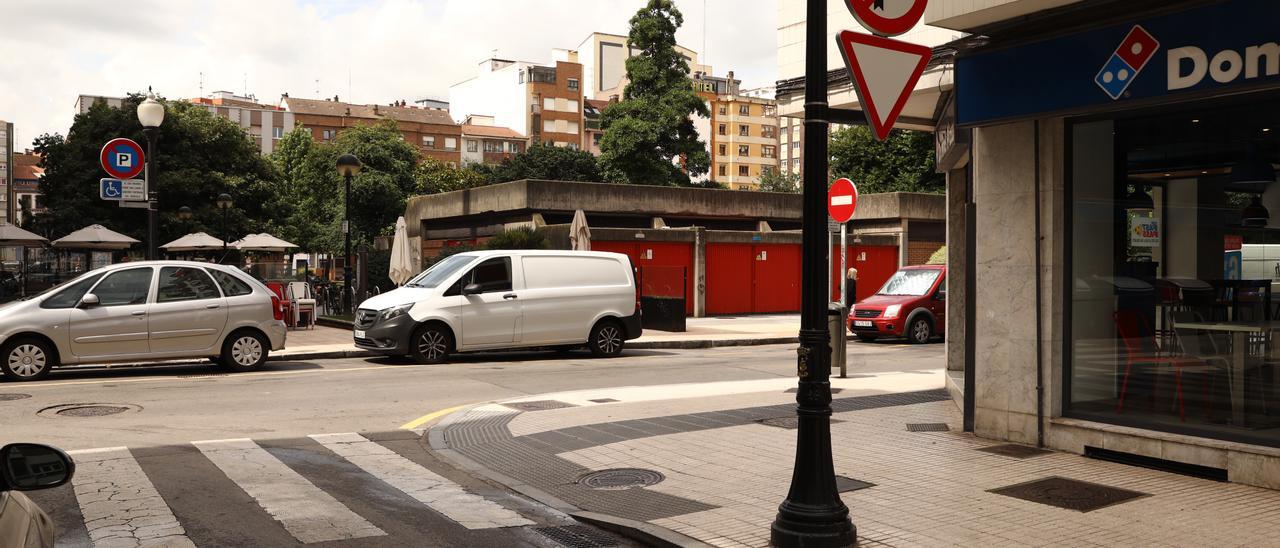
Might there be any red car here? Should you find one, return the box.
[847,265,946,344]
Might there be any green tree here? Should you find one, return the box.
[32,95,279,247]
[483,143,601,183]
[829,126,943,194]
[416,157,489,194]
[758,170,801,193]
[598,0,709,186]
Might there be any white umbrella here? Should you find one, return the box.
[52,224,139,250]
[389,216,414,286]
[569,210,591,251]
[0,223,47,247]
[232,233,299,253]
[160,232,225,252]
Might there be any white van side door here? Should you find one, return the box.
[456,256,521,348]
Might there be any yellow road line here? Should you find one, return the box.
[400,404,472,431]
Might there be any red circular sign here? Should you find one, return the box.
[828,178,859,223]
[845,0,928,37]
[100,138,145,180]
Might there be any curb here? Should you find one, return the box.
[629,336,798,350]
[268,349,375,362]
[316,317,355,330]
[426,405,712,548]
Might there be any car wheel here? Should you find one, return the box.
[588,320,625,358]
[856,334,878,343]
[908,317,933,344]
[0,338,55,381]
[221,331,269,372]
[410,324,452,364]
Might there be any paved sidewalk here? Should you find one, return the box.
[275,314,808,360]
[430,372,1280,548]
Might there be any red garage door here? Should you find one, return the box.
[592,241,695,315]
[706,243,803,315]
[753,244,802,313]
[706,244,754,315]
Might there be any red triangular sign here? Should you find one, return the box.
[836,31,932,141]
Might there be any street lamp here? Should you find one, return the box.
[216,193,233,263]
[770,0,856,546]
[177,205,193,221]
[336,154,362,314]
[137,89,165,261]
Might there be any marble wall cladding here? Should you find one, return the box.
[946,168,968,372]
[1228,451,1280,490]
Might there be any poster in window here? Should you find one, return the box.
[91,251,112,270]
[1129,216,1160,247]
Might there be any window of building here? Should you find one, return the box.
[738,145,749,156]
[1066,98,1280,448]
[738,165,749,177]
[764,105,777,117]
[567,122,579,134]
[592,133,601,147]
[467,140,479,153]
[568,78,580,91]
[762,126,777,139]
[322,130,335,141]
[718,124,727,136]
[762,145,776,159]
[445,137,457,151]
[718,144,727,156]
[519,70,525,84]
[423,135,435,149]
[762,166,774,176]
[544,120,556,133]
[780,159,789,171]
[484,141,500,153]
[566,100,579,114]
[718,105,727,116]
[511,142,524,154]
[544,97,556,112]
[272,126,283,139]
[568,143,579,151]
[739,125,749,137]
[739,104,750,116]
[718,165,726,177]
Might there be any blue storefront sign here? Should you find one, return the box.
[957,0,1280,126]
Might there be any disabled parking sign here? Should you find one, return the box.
[100,138,145,180]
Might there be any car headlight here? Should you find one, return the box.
[379,304,412,323]
[883,304,902,319]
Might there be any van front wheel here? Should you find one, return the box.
[588,320,625,358]
[410,324,452,364]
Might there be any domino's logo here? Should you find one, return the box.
[1095,26,1160,100]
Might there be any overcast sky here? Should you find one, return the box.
[0,0,777,149]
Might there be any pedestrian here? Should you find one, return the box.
[846,267,858,305]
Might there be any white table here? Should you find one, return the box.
[1173,321,1280,426]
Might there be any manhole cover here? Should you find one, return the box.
[836,475,876,493]
[504,400,577,412]
[532,525,619,547]
[978,444,1053,459]
[577,468,665,490]
[988,476,1148,512]
[0,393,31,401]
[38,403,142,418]
[906,422,950,432]
[757,417,845,429]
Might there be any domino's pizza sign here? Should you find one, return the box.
[957,0,1280,126]
[1095,26,1159,100]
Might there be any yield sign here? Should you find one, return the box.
[836,31,931,141]
[828,178,858,223]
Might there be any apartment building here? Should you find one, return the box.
[450,52,585,150]
[575,32,709,101]
[190,91,296,155]
[459,115,526,166]
[692,73,781,190]
[284,96,463,165]
[582,99,611,155]
[0,120,10,223]
[12,151,43,225]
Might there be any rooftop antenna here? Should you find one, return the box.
[243,72,248,97]
[315,78,320,98]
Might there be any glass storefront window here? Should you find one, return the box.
[1069,97,1280,446]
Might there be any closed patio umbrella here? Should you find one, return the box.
[389,216,414,286]
[52,225,139,250]
[160,232,225,253]
[569,210,591,251]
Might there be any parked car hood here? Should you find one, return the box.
[854,294,913,309]
[358,287,437,312]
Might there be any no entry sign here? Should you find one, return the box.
[845,0,928,37]
[828,178,858,223]
[100,138,145,180]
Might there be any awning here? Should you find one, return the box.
[0,223,47,247]
[52,225,139,250]
[161,232,226,252]
[232,233,299,253]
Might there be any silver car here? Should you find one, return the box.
[0,443,75,548]
[0,261,287,381]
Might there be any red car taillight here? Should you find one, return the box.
[271,295,284,321]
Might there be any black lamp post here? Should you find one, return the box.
[216,193,233,263]
[137,89,165,261]
[770,0,856,545]
[336,154,362,314]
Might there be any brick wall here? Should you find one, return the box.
[907,240,944,266]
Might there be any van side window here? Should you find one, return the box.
[466,257,512,293]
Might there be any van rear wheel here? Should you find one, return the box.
[410,324,452,364]
[588,320,625,358]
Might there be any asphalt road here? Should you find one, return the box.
[2,342,942,548]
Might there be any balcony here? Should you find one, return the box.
[529,66,557,84]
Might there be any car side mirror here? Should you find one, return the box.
[462,283,483,296]
[0,443,74,491]
[78,294,100,308]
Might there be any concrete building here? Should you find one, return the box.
[402,179,944,317]
[74,95,125,114]
[0,120,11,224]
[189,91,296,155]
[582,99,610,155]
[283,96,462,165]
[12,151,43,225]
[694,72,780,190]
[459,115,526,166]
[449,52,586,150]
[575,32,710,102]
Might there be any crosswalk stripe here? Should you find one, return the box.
[68,447,196,548]
[192,438,386,544]
[310,433,534,529]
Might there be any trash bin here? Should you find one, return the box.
[642,296,687,332]
[829,304,847,377]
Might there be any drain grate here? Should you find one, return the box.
[532,525,619,547]
[906,422,950,432]
[989,476,1148,512]
[0,393,31,401]
[785,387,844,394]
[57,405,131,417]
[588,398,619,404]
[757,417,845,429]
[504,400,577,412]
[835,475,876,493]
[978,444,1053,459]
[578,468,665,490]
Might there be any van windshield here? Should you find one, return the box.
[405,255,474,288]
[876,269,941,297]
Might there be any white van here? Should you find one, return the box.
[353,250,642,363]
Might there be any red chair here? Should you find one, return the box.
[266,282,293,328]
[1114,310,1200,421]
